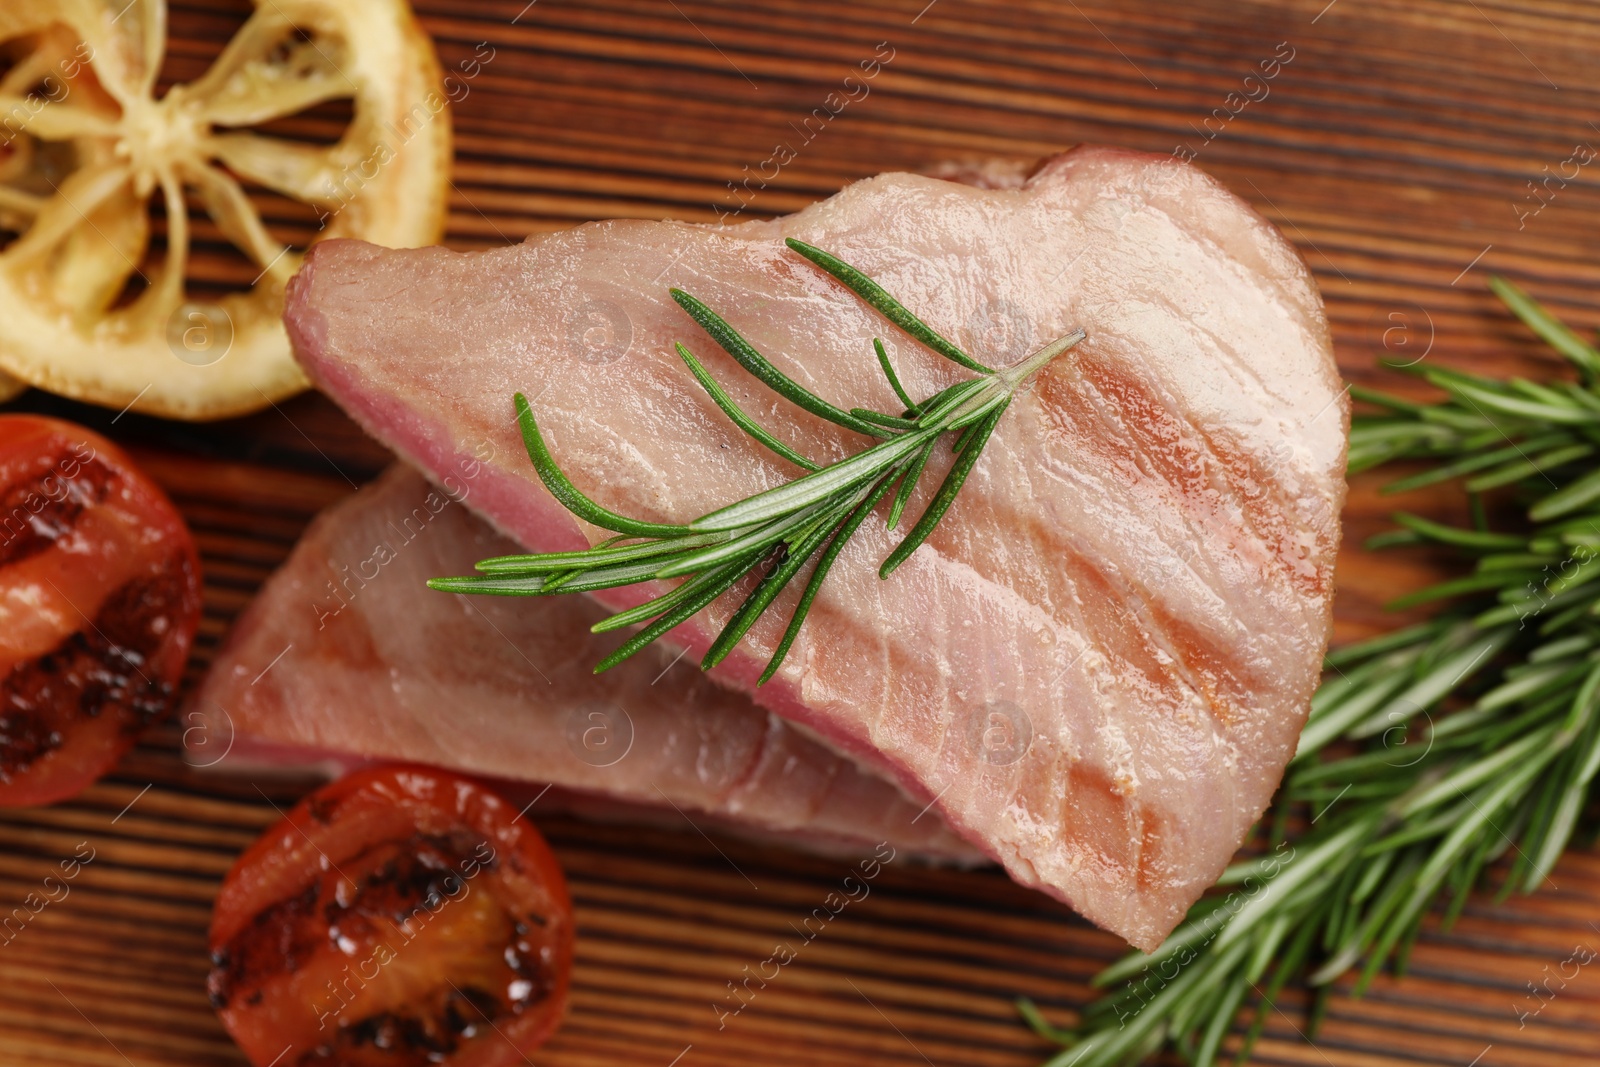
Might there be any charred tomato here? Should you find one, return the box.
[0,415,202,805]
[208,765,575,1067]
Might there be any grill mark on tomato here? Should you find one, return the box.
[210,833,552,1065]
[0,561,188,781]
[211,835,481,1004]
[208,880,324,1006]
[306,795,337,825]
[327,831,500,929]
[0,455,115,569]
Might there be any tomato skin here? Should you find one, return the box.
[0,415,202,806]
[209,765,575,1067]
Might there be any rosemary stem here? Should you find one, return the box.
[999,327,1088,391]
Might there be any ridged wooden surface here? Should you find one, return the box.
[3,1,1600,1065]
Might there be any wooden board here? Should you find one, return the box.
[3,1,1600,1064]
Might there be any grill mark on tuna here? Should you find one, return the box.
[793,509,1230,753]
[1140,600,1254,731]
[0,561,188,781]
[1038,355,1331,598]
[1060,763,1142,888]
[792,440,1243,737]
[928,516,1242,733]
[0,456,116,569]
[1135,809,1166,894]
[1060,550,1193,699]
[1196,422,1334,598]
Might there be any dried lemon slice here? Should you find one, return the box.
[0,0,449,420]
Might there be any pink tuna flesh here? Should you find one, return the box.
[189,464,984,863]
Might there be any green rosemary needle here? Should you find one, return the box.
[1027,278,1600,1067]
[429,237,1085,678]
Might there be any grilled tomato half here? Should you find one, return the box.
[208,765,575,1067]
[0,414,202,805]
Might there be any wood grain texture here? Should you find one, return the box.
[3,1,1600,1064]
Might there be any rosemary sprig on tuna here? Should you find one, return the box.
[1026,277,1600,1067]
[429,237,1085,678]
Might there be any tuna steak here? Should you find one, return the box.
[188,464,982,862]
[284,146,1347,950]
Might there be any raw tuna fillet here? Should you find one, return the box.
[188,464,982,862]
[284,145,1347,950]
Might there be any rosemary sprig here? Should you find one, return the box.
[1027,277,1600,1067]
[430,237,1085,678]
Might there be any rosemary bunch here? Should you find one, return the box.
[1026,277,1600,1066]
[430,238,1084,678]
